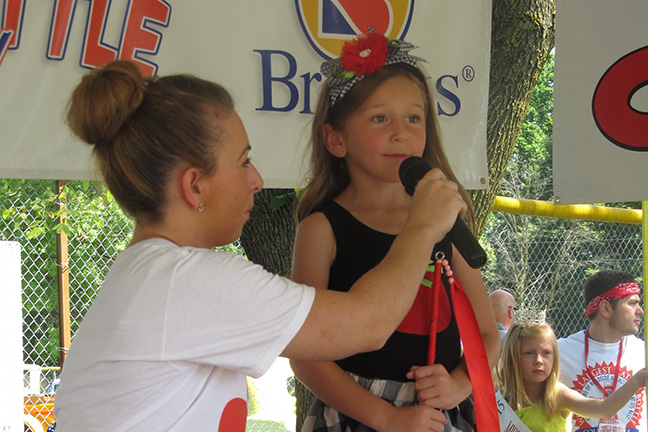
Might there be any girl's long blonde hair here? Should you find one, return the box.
[296,63,474,225]
[496,323,563,420]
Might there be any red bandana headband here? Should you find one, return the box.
[584,281,641,319]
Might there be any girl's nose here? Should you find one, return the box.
[391,122,408,142]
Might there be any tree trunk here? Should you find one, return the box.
[471,0,555,236]
[294,377,316,430]
[240,189,297,276]
[241,2,556,429]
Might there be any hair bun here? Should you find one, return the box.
[67,60,147,147]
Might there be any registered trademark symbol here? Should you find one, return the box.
[462,65,475,82]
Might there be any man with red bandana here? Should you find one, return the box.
[558,270,646,432]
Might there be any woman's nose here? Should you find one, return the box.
[248,162,264,192]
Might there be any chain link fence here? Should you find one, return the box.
[2,179,644,431]
[481,210,644,339]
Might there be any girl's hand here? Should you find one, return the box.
[630,368,648,390]
[407,364,466,410]
[380,404,448,432]
[406,168,467,242]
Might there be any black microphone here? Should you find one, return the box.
[399,156,487,269]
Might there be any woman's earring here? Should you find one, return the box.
[197,202,204,212]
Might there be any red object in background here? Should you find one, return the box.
[592,45,648,151]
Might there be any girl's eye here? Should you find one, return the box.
[243,157,252,167]
[407,115,421,123]
[372,115,386,123]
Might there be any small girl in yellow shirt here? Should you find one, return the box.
[496,322,647,432]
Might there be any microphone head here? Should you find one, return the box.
[399,156,432,196]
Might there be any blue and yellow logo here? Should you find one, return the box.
[295,0,415,59]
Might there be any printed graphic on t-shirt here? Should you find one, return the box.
[396,266,451,335]
[218,398,247,432]
[570,362,644,431]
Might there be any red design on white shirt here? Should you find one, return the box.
[571,362,644,429]
[218,398,247,432]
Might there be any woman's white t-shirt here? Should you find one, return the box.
[55,238,315,431]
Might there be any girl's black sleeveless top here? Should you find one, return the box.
[316,201,462,381]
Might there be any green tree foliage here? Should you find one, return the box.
[506,53,554,201]
[1,179,134,366]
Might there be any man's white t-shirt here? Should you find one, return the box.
[55,238,315,431]
[558,330,646,432]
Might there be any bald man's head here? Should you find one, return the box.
[489,289,516,328]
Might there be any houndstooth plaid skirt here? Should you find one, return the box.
[300,373,476,432]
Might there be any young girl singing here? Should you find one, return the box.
[497,322,647,432]
[290,30,500,432]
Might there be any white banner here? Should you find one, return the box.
[554,0,648,204]
[0,1,490,189]
[0,241,23,432]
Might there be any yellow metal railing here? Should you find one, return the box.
[492,196,642,225]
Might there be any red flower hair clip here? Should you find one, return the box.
[340,31,389,77]
[320,29,424,107]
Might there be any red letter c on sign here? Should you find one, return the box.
[592,45,648,151]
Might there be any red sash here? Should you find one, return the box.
[427,257,498,429]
